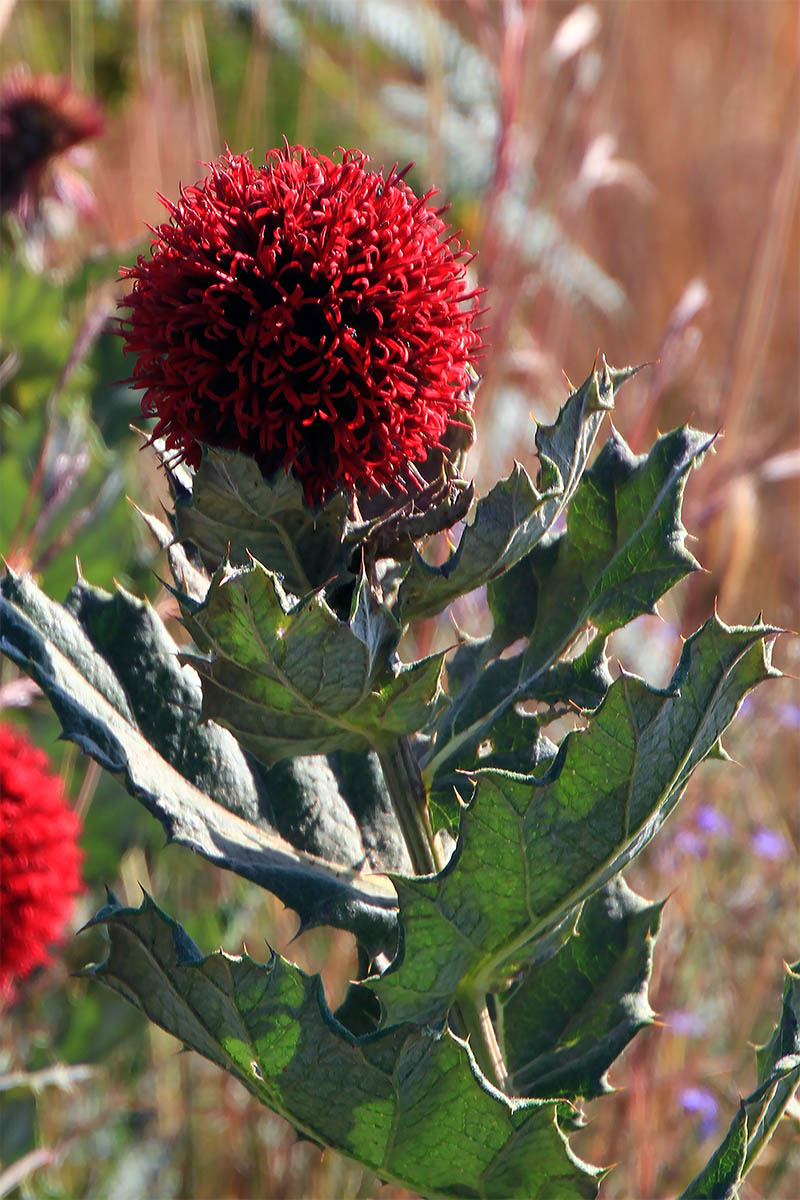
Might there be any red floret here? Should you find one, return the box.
[120,145,481,504]
[0,722,84,1001]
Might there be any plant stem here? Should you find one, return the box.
[478,1000,510,1092]
[377,738,441,875]
[452,990,510,1093]
[377,738,510,1093]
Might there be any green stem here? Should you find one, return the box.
[478,999,510,1092]
[377,738,509,1093]
[377,738,440,875]
[453,991,509,1093]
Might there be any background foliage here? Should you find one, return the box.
[0,2,797,1198]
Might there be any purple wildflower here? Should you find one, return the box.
[665,1009,706,1037]
[776,703,800,730]
[674,829,708,858]
[750,826,791,861]
[695,805,732,837]
[679,1086,719,1139]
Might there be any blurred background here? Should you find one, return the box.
[0,1,797,1197]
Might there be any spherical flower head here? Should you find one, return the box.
[0,65,104,219]
[120,145,482,505]
[0,722,85,1002]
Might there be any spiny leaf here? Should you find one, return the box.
[474,717,560,780]
[499,878,662,1101]
[0,568,399,948]
[429,422,710,788]
[489,424,710,660]
[396,359,629,623]
[679,960,800,1200]
[428,638,611,788]
[371,616,779,1026]
[86,892,602,1200]
[184,559,445,765]
[429,423,711,786]
[171,445,351,594]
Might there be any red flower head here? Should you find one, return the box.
[0,722,84,1001]
[120,145,481,505]
[0,66,104,219]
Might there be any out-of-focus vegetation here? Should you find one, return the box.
[0,2,797,1197]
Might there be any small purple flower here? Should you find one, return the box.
[679,1086,719,1139]
[776,703,800,730]
[674,829,708,858]
[665,1009,706,1037]
[750,826,791,861]
[695,805,732,837]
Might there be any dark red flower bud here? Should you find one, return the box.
[0,722,84,1001]
[0,66,104,218]
[120,145,481,504]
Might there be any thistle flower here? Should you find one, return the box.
[120,145,481,505]
[0,66,104,220]
[0,722,84,1001]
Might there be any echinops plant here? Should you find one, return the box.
[1,144,796,1200]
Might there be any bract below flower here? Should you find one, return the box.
[120,145,481,504]
[0,722,84,1001]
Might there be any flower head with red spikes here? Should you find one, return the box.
[120,145,481,505]
[0,722,84,1002]
[0,66,104,220]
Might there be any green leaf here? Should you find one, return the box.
[521,425,709,664]
[0,260,89,413]
[86,892,602,1200]
[396,359,630,623]
[371,616,778,1026]
[475,717,560,779]
[0,568,398,948]
[171,446,351,595]
[679,960,800,1200]
[489,425,709,659]
[499,878,662,1100]
[184,559,445,764]
[428,638,611,788]
[428,423,710,787]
